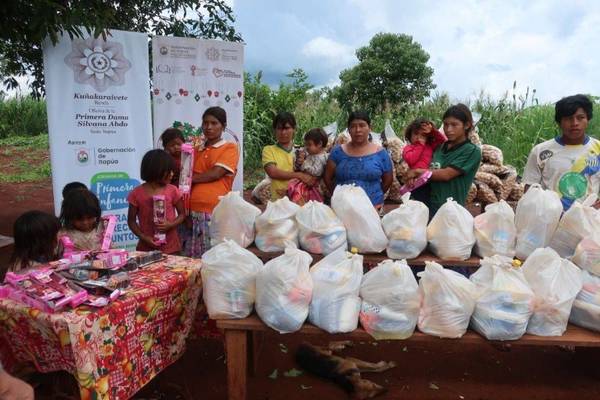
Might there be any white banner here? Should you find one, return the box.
[43,29,153,249]
[151,36,244,189]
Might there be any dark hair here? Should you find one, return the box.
[442,103,474,133]
[160,128,185,148]
[59,189,102,230]
[272,112,297,130]
[140,149,175,183]
[404,118,435,143]
[555,94,593,123]
[10,211,61,271]
[304,128,328,148]
[203,106,227,126]
[347,111,371,127]
[62,181,87,199]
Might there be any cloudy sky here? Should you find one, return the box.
[234,0,600,103]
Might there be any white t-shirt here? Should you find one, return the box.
[523,136,600,209]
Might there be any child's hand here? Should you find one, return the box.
[420,121,433,135]
[155,221,173,232]
[298,173,317,187]
[141,235,160,249]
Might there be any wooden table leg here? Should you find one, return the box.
[248,331,264,377]
[226,329,247,400]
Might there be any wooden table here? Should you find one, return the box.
[217,315,600,400]
[247,245,482,270]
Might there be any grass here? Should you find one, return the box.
[0,134,51,183]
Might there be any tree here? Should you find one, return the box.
[335,33,435,114]
[0,0,242,97]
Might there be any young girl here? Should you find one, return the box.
[287,128,329,205]
[402,118,447,203]
[127,149,186,254]
[161,128,185,186]
[9,211,61,272]
[59,189,104,251]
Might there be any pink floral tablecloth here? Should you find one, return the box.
[0,255,202,400]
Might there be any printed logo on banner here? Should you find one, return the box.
[205,47,220,61]
[64,37,132,92]
[90,171,139,211]
[76,148,90,165]
[212,67,241,79]
[159,46,169,55]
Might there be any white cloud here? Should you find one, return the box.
[235,0,600,102]
[301,37,355,67]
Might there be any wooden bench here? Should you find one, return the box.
[217,315,600,400]
[247,245,482,270]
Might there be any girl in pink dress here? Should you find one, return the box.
[127,149,186,254]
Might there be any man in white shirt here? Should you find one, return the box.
[523,94,600,210]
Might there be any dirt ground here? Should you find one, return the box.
[1,180,600,400]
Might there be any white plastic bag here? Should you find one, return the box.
[201,239,263,319]
[296,201,347,255]
[309,248,363,333]
[210,191,262,248]
[515,185,562,260]
[549,194,600,258]
[427,198,475,260]
[359,259,420,340]
[382,193,429,259]
[473,200,517,258]
[521,247,583,336]
[417,262,477,338]
[569,270,600,332]
[331,185,388,253]
[255,197,300,252]
[572,235,600,275]
[255,248,313,333]
[469,255,534,340]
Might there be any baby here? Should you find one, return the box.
[287,128,329,205]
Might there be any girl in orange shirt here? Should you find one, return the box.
[186,107,239,257]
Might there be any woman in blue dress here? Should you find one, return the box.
[324,111,393,207]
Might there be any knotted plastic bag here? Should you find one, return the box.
[255,247,313,333]
[201,239,263,319]
[417,261,477,338]
[521,247,583,336]
[210,191,262,248]
[359,259,419,340]
[427,198,475,260]
[309,247,363,333]
[572,234,600,276]
[569,270,600,332]
[549,194,600,258]
[473,200,517,258]
[515,184,562,260]
[469,255,534,340]
[382,193,429,259]
[331,185,388,253]
[255,197,300,252]
[296,201,347,255]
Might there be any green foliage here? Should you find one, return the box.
[0,0,242,96]
[2,80,600,184]
[0,96,47,138]
[336,33,435,114]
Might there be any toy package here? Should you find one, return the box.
[398,170,432,196]
[153,195,167,245]
[99,215,117,251]
[179,143,195,212]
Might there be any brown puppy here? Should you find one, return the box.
[295,341,396,399]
